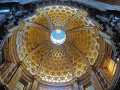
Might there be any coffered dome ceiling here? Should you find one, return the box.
[8,5,106,84]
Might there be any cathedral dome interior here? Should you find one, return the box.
[0,0,120,90]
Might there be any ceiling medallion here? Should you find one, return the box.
[50,29,66,45]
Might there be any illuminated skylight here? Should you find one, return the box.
[50,29,66,45]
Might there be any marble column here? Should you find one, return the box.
[31,80,39,90]
[78,82,84,90]
[0,63,15,83]
[7,64,22,90]
[91,68,105,90]
[26,82,34,90]
[73,82,78,90]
